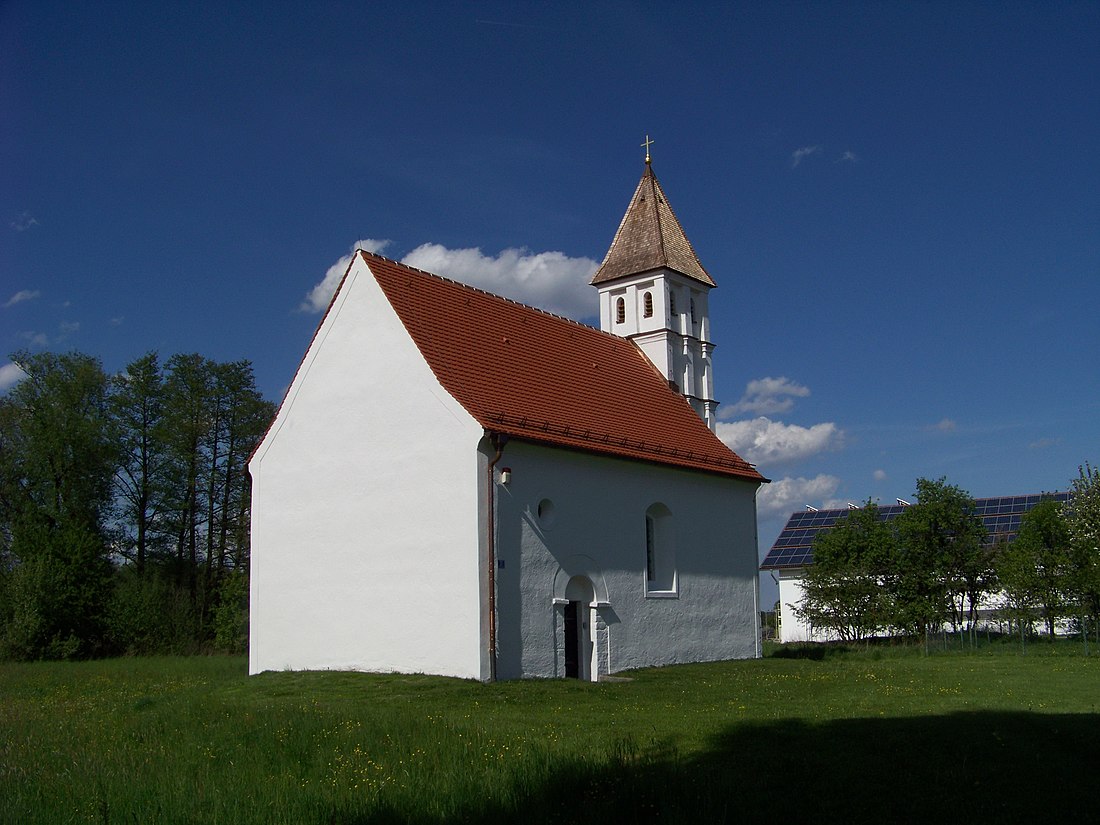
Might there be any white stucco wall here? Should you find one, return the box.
[490,441,762,679]
[777,569,1075,643]
[776,570,846,642]
[777,570,817,643]
[249,257,486,679]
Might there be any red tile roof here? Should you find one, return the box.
[591,162,716,287]
[362,252,764,482]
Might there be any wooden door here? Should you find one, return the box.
[564,601,580,678]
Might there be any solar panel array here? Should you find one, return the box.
[760,492,1071,570]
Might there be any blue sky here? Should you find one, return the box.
[3,2,1098,601]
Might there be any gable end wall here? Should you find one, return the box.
[249,257,486,678]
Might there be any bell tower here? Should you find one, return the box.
[591,143,718,430]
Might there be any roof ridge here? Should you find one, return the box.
[652,172,707,277]
[357,249,653,347]
[782,490,1072,517]
[973,491,1070,500]
[648,168,670,272]
[591,174,645,276]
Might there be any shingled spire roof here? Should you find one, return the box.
[590,161,715,287]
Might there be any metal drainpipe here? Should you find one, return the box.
[753,564,761,659]
[754,485,763,658]
[486,432,509,681]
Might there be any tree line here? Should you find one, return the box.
[0,350,275,660]
[796,472,1100,649]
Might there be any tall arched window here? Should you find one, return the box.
[643,292,653,318]
[644,503,676,595]
[615,297,625,324]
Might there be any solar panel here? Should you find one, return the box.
[759,492,1071,570]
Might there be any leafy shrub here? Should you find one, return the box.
[212,571,249,653]
[105,567,199,656]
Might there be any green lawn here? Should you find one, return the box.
[3,645,1099,823]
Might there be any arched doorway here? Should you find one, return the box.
[563,575,595,680]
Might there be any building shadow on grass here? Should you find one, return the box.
[340,711,1100,824]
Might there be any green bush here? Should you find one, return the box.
[212,570,249,653]
[105,568,199,656]
[1,524,113,660]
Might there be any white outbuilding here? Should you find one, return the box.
[762,493,1072,643]
[248,159,768,680]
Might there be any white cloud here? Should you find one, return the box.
[401,244,598,320]
[717,416,842,466]
[17,320,81,348]
[0,362,27,392]
[837,150,858,163]
[873,469,887,481]
[791,145,822,168]
[300,239,392,313]
[723,376,810,417]
[757,474,842,518]
[303,240,600,320]
[4,289,40,308]
[10,212,38,232]
[934,418,957,433]
[20,331,50,348]
[1029,437,1060,450]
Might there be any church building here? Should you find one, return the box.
[248,157,768,681]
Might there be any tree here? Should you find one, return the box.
[999,499,1071,640]
[1065,463,1100,645]
[160,353,213,599]
[110,352,170,573]
[202,363,271,578]
[894,478,987,648]
[0,348,274,660]
[197,360,273,625]
[0,351,117,659]
[139,354,272,634]
[795,500,898,642]
[993,537,1034,650]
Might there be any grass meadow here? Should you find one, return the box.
[3,642,1100,824]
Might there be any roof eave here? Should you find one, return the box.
[483,427,767,483]
[590,263,716,289]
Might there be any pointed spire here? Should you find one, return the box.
[590,159,715,287]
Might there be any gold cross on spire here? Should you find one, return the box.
[641,134,654,164]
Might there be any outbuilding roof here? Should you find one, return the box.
[760,492,1071,570]
[360,251,763,481]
